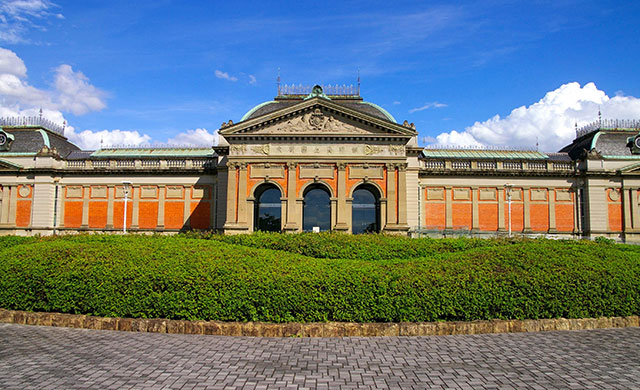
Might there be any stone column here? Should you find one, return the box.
[106,185,114,229]
[523,188,531,233]
[386,163,397,225]
[396,163,408,227]
[334,162,349,231]
[81,185,90,228]
[548,189,557,233]
[224,164,238,226]
[471,187,479,232]
[284,162,299,232]
[236,163,248,224]
[132,185,140,230]
[445,186,453,230]
[157,185,165,230]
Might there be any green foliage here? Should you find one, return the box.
[0,233,638,323]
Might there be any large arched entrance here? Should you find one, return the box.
[303,185,331,232]
[254,184,282,232]
[352,185,380,234]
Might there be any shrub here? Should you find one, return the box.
[0,234,638,323]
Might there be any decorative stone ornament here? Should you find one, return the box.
[627,133,640,154]
[0,128,15,151]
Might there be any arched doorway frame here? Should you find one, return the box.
[298,180,334,232]
[248,180,285,232]
[348,180,386,233]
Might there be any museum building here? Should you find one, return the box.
[1,85,640,241]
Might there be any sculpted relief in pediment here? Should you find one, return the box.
[249,109,371,135]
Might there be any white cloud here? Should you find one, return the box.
[409,101,447,113]
[0,48,26,77]
[167,128,218,146]
[0,0,62,44]
[393,101,401,105]
[54,64,107,115]
[434,82,640,151]
[248,74,257,85]
[0,48,107,114]
[65,128,151,150]
[215,70,237,82]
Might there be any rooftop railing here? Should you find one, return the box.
[576,119,640,138]
[277,84,360,96]
[0,116,65,135]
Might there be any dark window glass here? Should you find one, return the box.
[255,186,281,232]
[303,186,331,232]
[352,187,379,234]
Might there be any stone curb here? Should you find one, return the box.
[0,309,638,337]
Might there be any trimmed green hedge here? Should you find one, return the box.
[0,233,638,323]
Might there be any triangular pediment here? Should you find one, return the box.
[619,161,640,174]
[219,97,416,138]
[0,158,22,170]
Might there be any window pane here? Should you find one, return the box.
[303,187,331,232]
[256,187,281,232]
[352,187,379,234]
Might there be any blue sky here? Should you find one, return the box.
[1,0,640,151]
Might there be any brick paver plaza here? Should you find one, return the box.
[1,324,639,389]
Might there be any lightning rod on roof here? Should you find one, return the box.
[357,68,360,95]
[277,68,281,95]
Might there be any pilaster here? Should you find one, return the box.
[523,188,532,233]
[157,185,165,230]
[183,185,191,229]
[497,188,506,232]
[81,185,90,229]
[334,162,349,231]
[106,185,114,229]
[385,163,397,225]
[548,189,557,233]
[132,185,140,230]
[471,187,479,232]
[284,162,299,232]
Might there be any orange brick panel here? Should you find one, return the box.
[478,203,498,231]
[113,201,134,229]
[15,200,31,227]
[504,203,524,232]
[424,203,445,230]
[88,202,108,228]
[138,202,159,229]
[189,201,211,229]
[608,203,623,232]
[555,203,574,232]
[530,204,549,232]
[452,203,472,230]
[63,201,83,228]
[164,202,184,230]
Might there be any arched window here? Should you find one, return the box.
[352,185,380,234]
[254,185,282,232]
[303,185,331,232]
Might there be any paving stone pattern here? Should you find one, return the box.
[1,324,639,389]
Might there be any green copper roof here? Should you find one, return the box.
[241,100,277,122]
[91,148,214,158]
[422,149,548,159]
[359,102,396,123]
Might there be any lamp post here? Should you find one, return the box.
[504,183,513,237]
[122,181,132,233]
